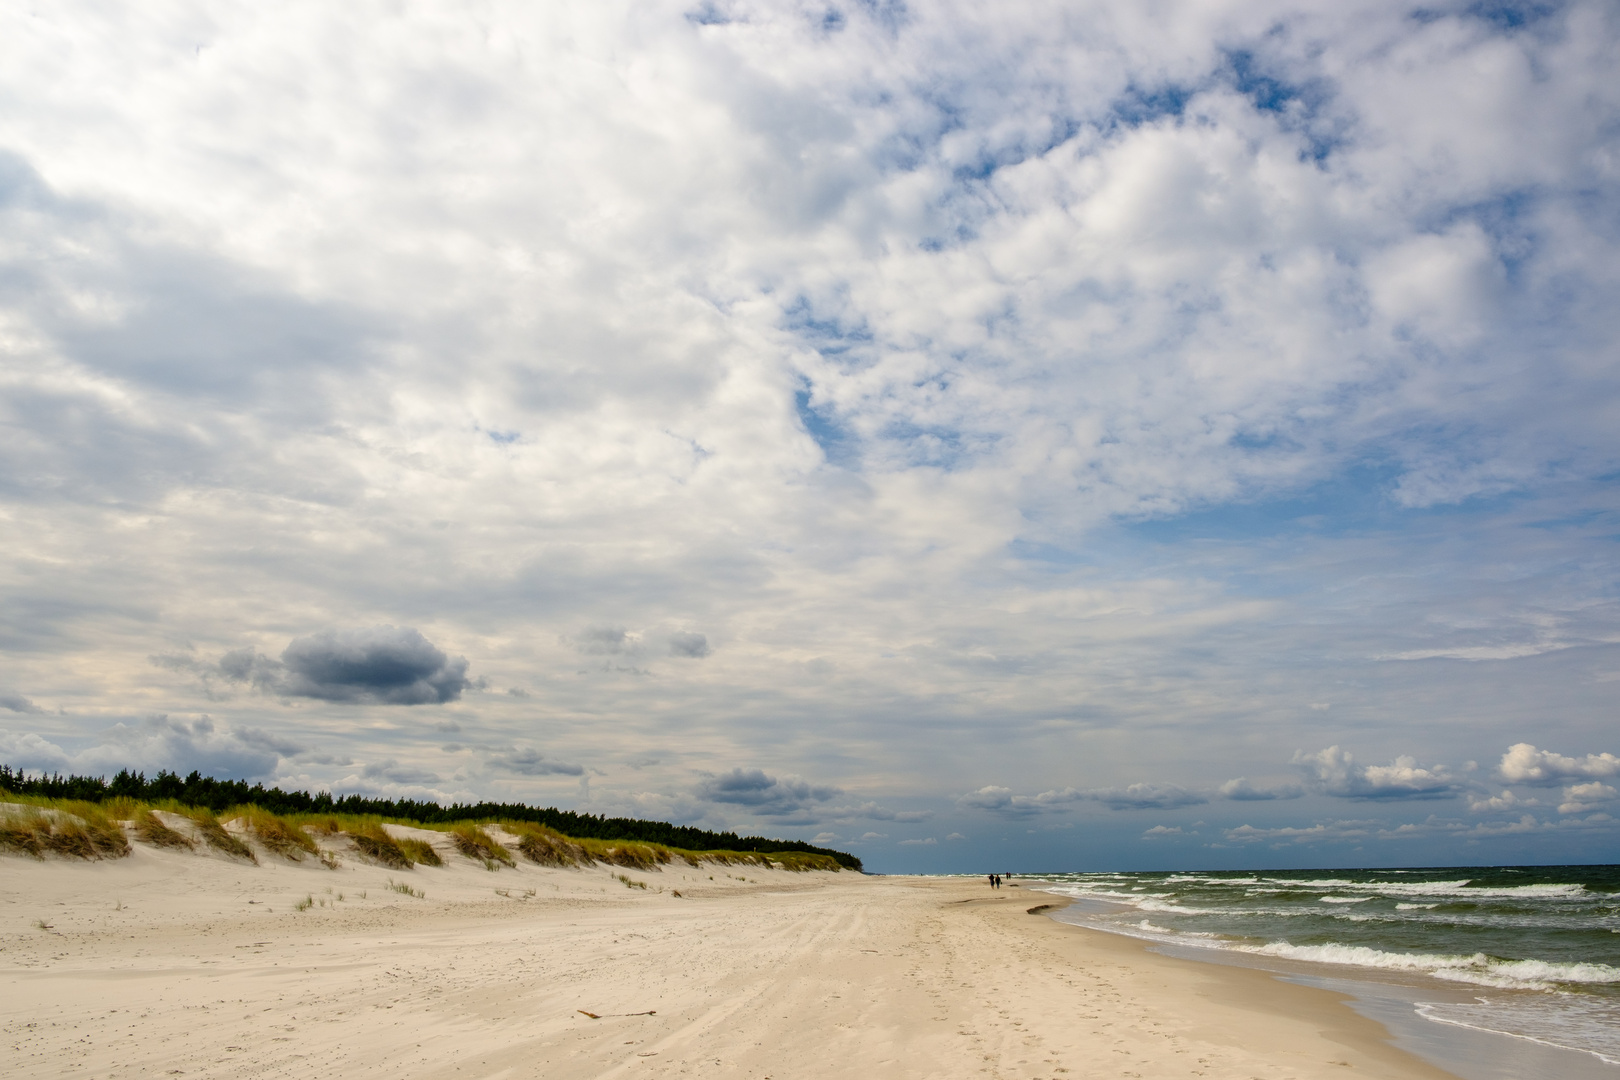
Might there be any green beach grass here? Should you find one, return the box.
[1,787,848,874]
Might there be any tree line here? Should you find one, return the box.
[0,764,862,871]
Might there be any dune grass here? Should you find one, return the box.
[343,818,413,869]
[449,823,514,867]
[183,807,257,862]
[0,799,130,860]
[511,823,593,867]
[398,837,442,866]
[576,836,673,870]
[1,790,845,874]
[132,808,194,850]
[238,808,318,861]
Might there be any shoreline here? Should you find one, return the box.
[955,885,1458,1080]
[1021,883,1618,1080]
[0,842,1465,1079]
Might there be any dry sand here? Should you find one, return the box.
[1,824,1459,1079]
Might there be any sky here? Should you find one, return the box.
[2,0,1618,873]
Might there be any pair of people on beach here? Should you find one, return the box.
[988,873,1003,889]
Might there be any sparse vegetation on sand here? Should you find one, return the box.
[387,878,425,898]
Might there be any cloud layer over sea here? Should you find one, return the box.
[1,0,1617,869]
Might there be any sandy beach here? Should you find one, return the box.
[0,826,1460,1080]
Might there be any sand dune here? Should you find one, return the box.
[1,830,1454,1079]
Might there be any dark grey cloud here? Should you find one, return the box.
[668,631,711,658]
[958,782,1207,815]
[360,758,442,785]
[695,768,840,816]
[0,691,42,714]
[1219,778,1306,801]
[573,627,632,655]
[1092,784,1209,811]
[163,627,473,705]
[826,801,932,822]
[494,747,585,777]
[279,627,470,704]
[234,727,308,757]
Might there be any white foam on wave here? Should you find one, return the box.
[1039,884,1229,916]
[1395,902,1439,910]
[1319,895,1373,904]
[1241,941,1620,989]
[1252,877,1588,900]
[1134,897,1225,916]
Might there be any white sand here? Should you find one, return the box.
[1,825,1456,1079]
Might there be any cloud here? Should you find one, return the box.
[694,768,840,817]
[0,692,43,714]
[1092,784,1208,811]
[161,627,472,705]
[1220,778,1305,801]
[1468,790,1539,814]
[1558,782,1619,815]
[1499,743,1620,785]
[899,837,937,846]
[667,631,711,658]
[824,801,932,822]
[945,832,966,841]
[493,747,586,777]
[1225,821,1376,845]
[957,785,1082,815]
[958,782,1205,814]
[571,627,634,656]
[1143,825,1184,837]
[2,2,1619,870]
[360,758,442,786]
[1294,746,1458,800]
[277,627,471,705]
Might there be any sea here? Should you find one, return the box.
[1024,865,1620,1079]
